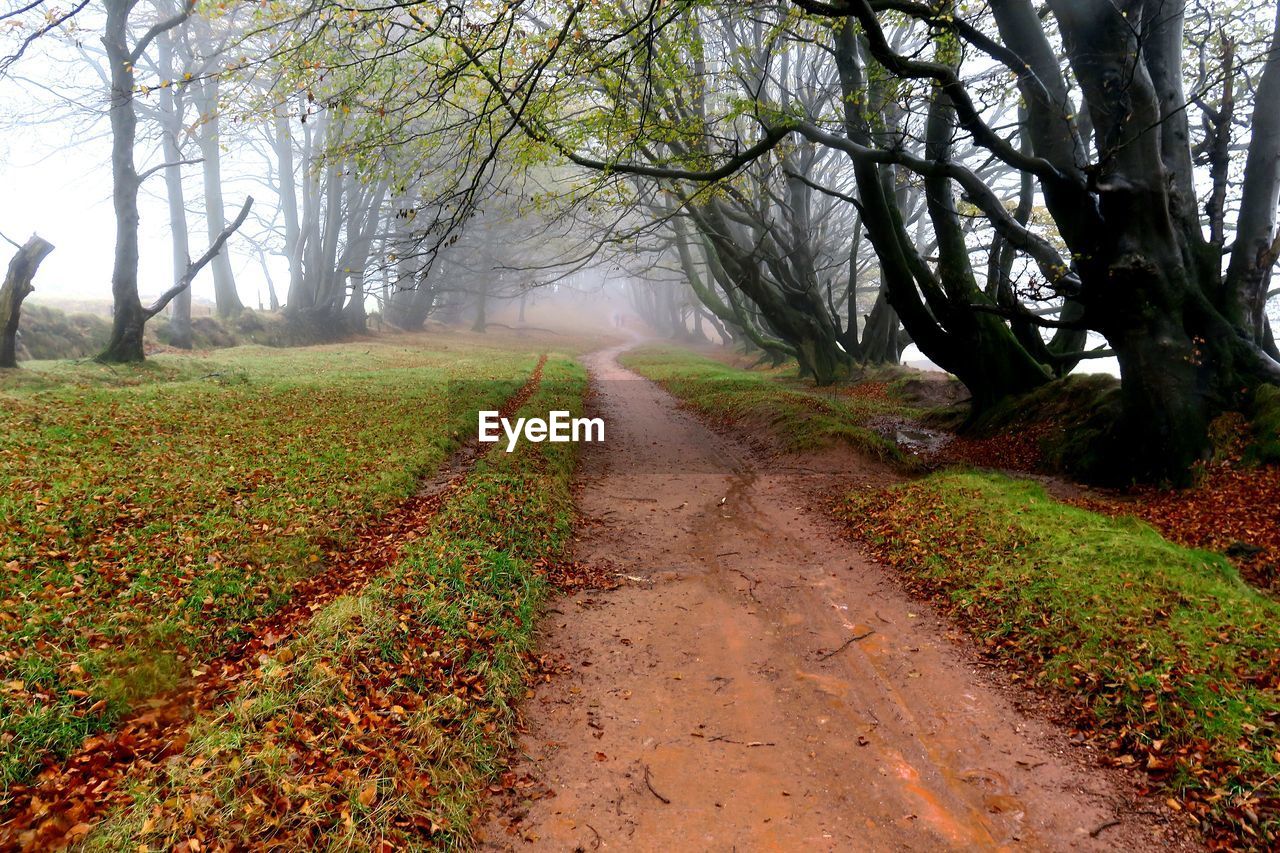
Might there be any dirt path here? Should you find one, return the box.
[481,344,1189,852]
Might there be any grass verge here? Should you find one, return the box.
[840,470,1279,846]
[77,357,588,851]
[620,345,910,463]
[0,338,542,791]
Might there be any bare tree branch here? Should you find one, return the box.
[137,157,204,183]
[145,196,253,318]
[129,0,195,63]
[0,0,90,74]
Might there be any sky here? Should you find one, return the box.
[0,35,280,311]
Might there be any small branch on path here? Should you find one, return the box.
[706,734,776,747]
[1089,819,1121,838]
[817,629,876,661]
[731,569,759,601]
[643,764,671,804]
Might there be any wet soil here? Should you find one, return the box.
[480,345,1191,852]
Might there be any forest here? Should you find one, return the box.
[0,0,1278,850]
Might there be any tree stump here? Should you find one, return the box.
[0,235,55,369]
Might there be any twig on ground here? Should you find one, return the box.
[706,734,776,746]
[1089,819,1121,838]
[643,764,671,804]
[817,629,876,661]
[730,569,760,601]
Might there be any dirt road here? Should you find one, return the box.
[481,344,1185,851]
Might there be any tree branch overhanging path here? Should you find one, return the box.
[432,0,1280,483]
[0,0,1275,477]
[0,1,1276,849]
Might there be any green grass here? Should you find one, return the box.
[79,357,588,851]
[842,470,1280,843]
[620,345,910,462]
[0,337,548,791]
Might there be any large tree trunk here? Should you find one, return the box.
[339,176,387,333]
[99,0,147,364]
[1045,0,1280,481]
[193,76,242,318]
[157,11,191,349]
[472,280,488,332]
[1224,2,1280,349]
[388,285,434,330]
[860,286,901,364]
[830,22,1049,404]
[691,202,843,384]
[273,110,304,310]
[0,236,54,368]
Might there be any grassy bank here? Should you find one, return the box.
[0,337,545,790]
[841,471,1279,845]
[79,357,588,850]
[620,345,910,462]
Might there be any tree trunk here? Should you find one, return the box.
[194,76,242,318]
[0,236,54,368]
[1046,0,1280,482]
[472,281,488,332]
[99,0,147,364]
[344,272,367,331]
[860,286,901,364]
[691,203,842,384]
[273,110,304,310]
[1224,2,1280,348]
[690,302,707,341]
[259,251,280,311]
[157,16,191,349]
[831,22,1049,403]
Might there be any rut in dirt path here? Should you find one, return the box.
[481,344,1190,852]
[0,356,548,853]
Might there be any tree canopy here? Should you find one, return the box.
[2,0,1278,482]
